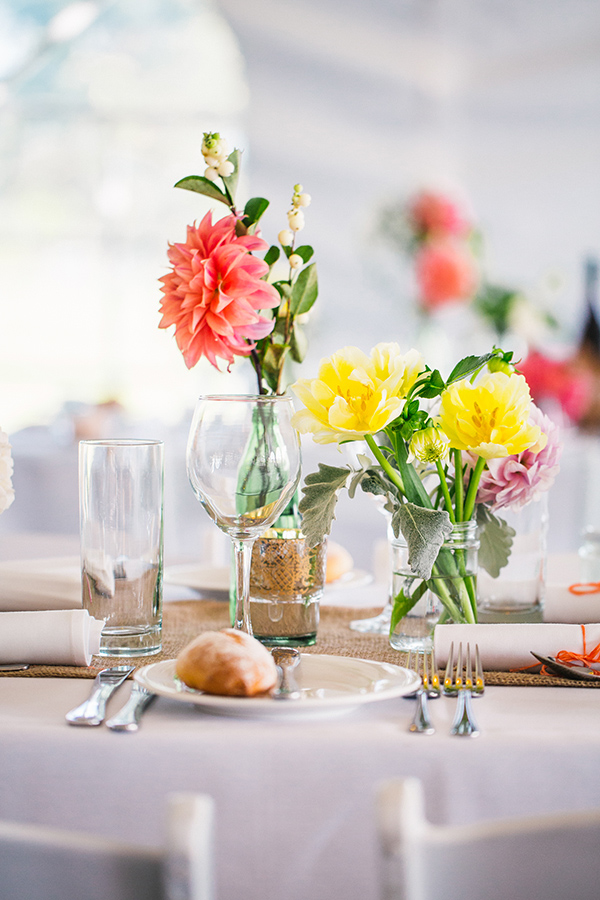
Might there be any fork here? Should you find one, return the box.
[406,649,439,735]
[443,642,483,737]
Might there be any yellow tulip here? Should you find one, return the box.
[438,372,547,459]
[291,343,424,444]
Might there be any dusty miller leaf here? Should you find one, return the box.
[476,504,515,578]
[392,503,453,580]
[298,464,350,547]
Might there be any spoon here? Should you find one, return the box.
[531,652,600,682]
[271,647,302,699]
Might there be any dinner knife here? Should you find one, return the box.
[531,652,600,682]
[105,683,156,732]
[65,665,134,726]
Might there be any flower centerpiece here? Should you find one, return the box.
[159,133,324,645]
[159,131,317,394]
[291,344,560,645]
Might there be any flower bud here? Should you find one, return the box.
[204,166,219,182]
[488,357,512,375]
[278,229,294,247]
[294,183,303,194]
[289,254,303,269]
[409,426,450,464]
[203,154,221,168]
[287,209,305,232]
[296,192,311,207]
[217,159,234,177]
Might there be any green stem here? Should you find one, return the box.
[453,449,464,521]
[463,456,486,522]
[365,433,406,496]
[435,460,456,523]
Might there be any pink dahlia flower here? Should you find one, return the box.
[159,211,280,369]
[408,191,468,239]
[472,405,562,512]
[415,239,478,311]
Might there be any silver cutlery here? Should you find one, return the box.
[106,683,156,732]
[65,665,134,726]
[406,649,438,735]
[271,647,302,699]
[531,652,600,682]
[443,642,483,737]
[0,664,30,671]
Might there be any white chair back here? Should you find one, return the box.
[0,792,214,900]
[377,777,600,900]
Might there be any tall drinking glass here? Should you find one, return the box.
[186,395,301,634]
[79,439,164,656]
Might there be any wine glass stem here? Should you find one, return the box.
[234,537,254,634]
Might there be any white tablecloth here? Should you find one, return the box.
[1,676,600,900]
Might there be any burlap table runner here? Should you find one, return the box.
[2,600,598,687]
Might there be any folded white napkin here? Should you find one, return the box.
[434,622,600,670]
[0,557,82,611]
[0,609,104,666]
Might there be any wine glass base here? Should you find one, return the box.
[349,602,392,635]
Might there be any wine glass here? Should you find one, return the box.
[186,395,301,634]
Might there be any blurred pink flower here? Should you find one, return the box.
[519,350,591,423]
[415,240,478,311]
[159,211,279,369]
[471,405,562,512]
[408,191,468,239]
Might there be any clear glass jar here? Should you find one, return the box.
[389,520,479,652]
[578,527,600,582]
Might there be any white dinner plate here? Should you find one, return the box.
[163,564,372,594]
[134,654,420,719]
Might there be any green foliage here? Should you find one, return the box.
[243,197,269,228]
[298,464,350,547]
[174,176,229,205]
[392,503,453,580]
[476,504,515,578]
[290,262,318,316]
[264,245,280,267]
[220,148,240,202]
[293,245,314,263]
[446,352,496,385]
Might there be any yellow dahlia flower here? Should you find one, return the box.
[438,371,547,460]
[291,343,424,444]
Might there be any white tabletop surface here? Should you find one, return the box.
[1,673,600,900]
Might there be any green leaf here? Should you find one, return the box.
[390,583,427,633]
[447,353,496,385]
[220,148,240,202]
[392,502,453,580]
[293,245,314,263]
[476,504,515,578]
[243,197,269,227]
[298,464,350,547]
[411,368,446,399]
[290,262,318,315]
[264,245,280,267]
[289,322,308,363]
[174,176,229,205]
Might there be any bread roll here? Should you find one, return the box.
[326,541,353,583]
[175,629,278,697]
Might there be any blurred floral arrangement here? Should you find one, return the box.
[159,132,318,394]
[377,189,557,340]
[0,428,14,516]
[291,343,561,626]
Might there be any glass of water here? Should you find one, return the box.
[79,439,164,656]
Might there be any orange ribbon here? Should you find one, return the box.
[569,582,600,595]
[554,624,600,672]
